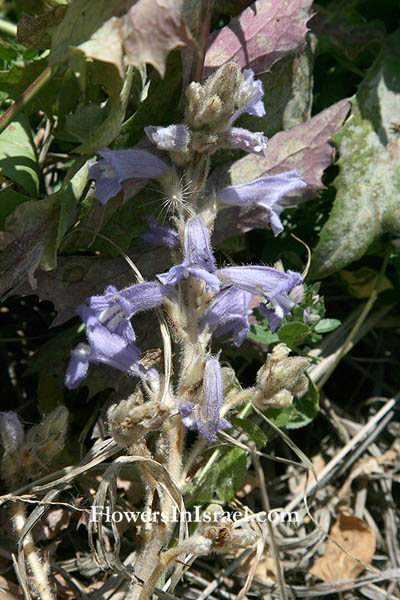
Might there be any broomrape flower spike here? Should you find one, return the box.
[64,58,310,600]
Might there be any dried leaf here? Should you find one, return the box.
[0,162,87,296]
[310,513,376,581]
[49,0,196,77]
[32,508,71,542]
[204,0,313,77]
[211,98,351,242]
[17,5,68,50]
[122,0,196,77]
[0,575,23,600]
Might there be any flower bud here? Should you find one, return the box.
[196,504,257,553]
[254,343,309,409]
[185,63,253,133]
[1,407,68,485]
[107,388,169,447]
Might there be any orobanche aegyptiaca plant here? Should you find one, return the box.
[63,62,309,600]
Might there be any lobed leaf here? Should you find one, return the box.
[48,0,195,77]
[204,0,313,77]
[310,29,400,278]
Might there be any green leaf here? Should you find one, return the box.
[314,318,341,333]
[74,61,131,153]
[286,376,320,429]
[230,416,268,447]
[0,57,60,115]
[216,447,247,503]
[193,464,220,505]
[310,29,400,278]
[56,159,89,248]
[264,406,295,428]
[0,115,39,197]
[248,324,280,345]
[0,41,18,61]
[61,104,108,143]
[37,371,64,415]
[0,188,31,229]
[278,321,311,348]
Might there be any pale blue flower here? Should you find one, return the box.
[157,218,220,292]
[179,356,230,442]
[201,287,252,346]
[89,148,169,204]
[217,171,306,236]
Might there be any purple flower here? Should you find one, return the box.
[140,216,179,248]
[219,127,267,155]
[232,69,266,121]
[179,356,230,442]
[201,287,252,346]
[259,293,296,332]
[145,125,190,152]
[218,266,301,298]
[217,266,302,330]
[65,314,148,390]
[88,282,172,342]
[157,218,220,292]
[89,148,169,204]
[65,344,91,389]
[217,171,306,236]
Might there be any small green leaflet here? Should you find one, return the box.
[230,416,268,447]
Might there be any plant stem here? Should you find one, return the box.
[0,18,17,36]
[191,0,215,82]
[11,500,54,600]
[0,65,53,134]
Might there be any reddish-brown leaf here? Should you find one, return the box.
[204,0,314,77]
[211,98,351,242]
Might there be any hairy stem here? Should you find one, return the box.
[11,500,54,600]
